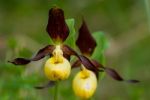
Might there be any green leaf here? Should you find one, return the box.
[92,31,109,65]
[92,31,109,81]
[65,18,76,48]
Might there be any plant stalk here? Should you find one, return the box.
[54,81,59,100]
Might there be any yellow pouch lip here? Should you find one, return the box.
[73,68,97,99]
[44,56,71,81]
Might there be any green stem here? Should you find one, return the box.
[54,81,59,100]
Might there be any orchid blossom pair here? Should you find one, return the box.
[9,7,139,99]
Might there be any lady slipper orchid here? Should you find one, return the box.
[9,7,79,88]
[72,20,139,99]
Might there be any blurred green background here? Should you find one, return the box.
[0,0,150,100]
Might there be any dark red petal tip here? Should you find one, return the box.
[8,58,30,65]
[104,67,139,83]
[35,81,56,89]
[76,20,97,55]
[46,7,69,43]
[9,45,55,65]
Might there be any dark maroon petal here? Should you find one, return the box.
[8,58,30,65]
[31,45,55,61]
[61,45,98,70]
[35,81,56,89]
[76,20,97,55]
[78,55,99,73]
[9,45,55,65]
[78,55,102,78]
[77,56,139,83]
[91,60,105,72]
[104,68,123,81]
[46,7,69,43]
[92,60,139,83]
[104,67,139,83]
[71,57,99,78]
[61,45,79,58]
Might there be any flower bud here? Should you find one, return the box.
[44,56,71,81]
[73,67,97,99]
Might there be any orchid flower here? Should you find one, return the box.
[72,20,139,99]
[9,7,79,88]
